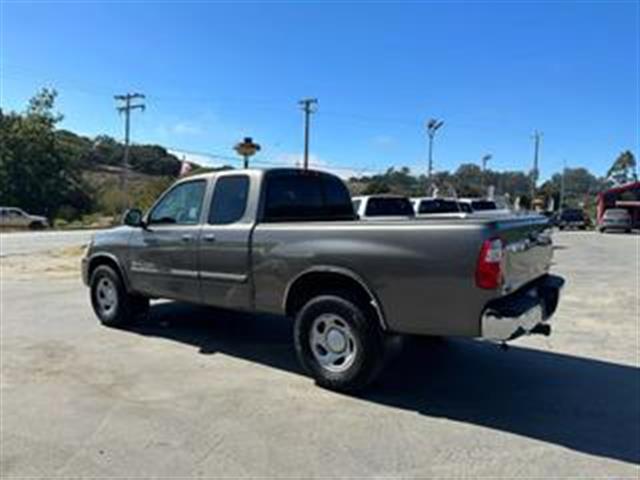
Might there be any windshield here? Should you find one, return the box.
[365,197,414,216]
[604,209,629,219]
[561,210,584,221]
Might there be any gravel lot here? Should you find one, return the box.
[1,230,638,477]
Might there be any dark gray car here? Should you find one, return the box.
[82,168,564,391]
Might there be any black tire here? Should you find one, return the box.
[90,265,148,327]
[29,221,45,230]
[294,293,387,393]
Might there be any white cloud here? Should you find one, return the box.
[372,135,395,147]
[172,122,203,135]
[168,149,227,168]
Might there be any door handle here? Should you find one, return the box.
[181,234,192,242]
[203,234,216,243]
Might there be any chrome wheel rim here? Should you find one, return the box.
[96,277,118,316]
[309,314,357,373]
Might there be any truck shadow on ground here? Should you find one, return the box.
[123,301,639,466]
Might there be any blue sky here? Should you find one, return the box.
[1,1,638,179]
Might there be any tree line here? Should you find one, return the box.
[1,88,637,222]
[1,89,184,220]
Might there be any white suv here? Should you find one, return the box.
[0,207,49,229]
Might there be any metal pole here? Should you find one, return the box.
[303,107,310,170]
[122,96,131,197]
[426,119,443,181]
[427,134,434,179]
[115,93,145,208]
[559,159,566,211]
[531,131,541,201]
[299,98,317,170]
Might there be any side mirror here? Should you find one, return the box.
[123,208,144,227]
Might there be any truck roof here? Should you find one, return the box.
[178,167,335,182]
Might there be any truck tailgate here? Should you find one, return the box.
[491,216,553,293]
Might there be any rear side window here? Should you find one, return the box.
[263,172,354,222]
[365,197,414,216]
[458,202,472,213]
[209,175,250,224]
[471,200,497,211]
[419,199,460,214]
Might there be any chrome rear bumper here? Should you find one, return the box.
[481,275,564,341]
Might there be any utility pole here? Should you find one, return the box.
[299,98,318,170]
[559,158,567,212]
[426,118,444,179]
[115,93,145,207]
[531,130,542,201]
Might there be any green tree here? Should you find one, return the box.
[0,89,91,218]
[607,150,637,185]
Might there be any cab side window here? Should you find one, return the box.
[208,176,250,224]
[149,180,206,225]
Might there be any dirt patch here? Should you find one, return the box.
[1,245,86,279]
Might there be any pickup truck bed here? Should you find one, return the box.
[82,168,564,392]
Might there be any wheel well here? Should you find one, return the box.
[88,256,127,289]
[284,271,386,329]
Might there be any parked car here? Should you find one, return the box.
[412,197,470,217]
[0,207,48,229]
[599,208,632,233]
[458,198,513,217]
[82,168,564,392]
[556,208,588,230]
[352,195,415,220]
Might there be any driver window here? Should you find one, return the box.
[149,180,206,225]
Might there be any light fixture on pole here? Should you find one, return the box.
[426,118,444,179]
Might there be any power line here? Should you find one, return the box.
[115,93,145,206]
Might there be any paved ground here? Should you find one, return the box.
[0,230,638,477]
[0,229,97,257]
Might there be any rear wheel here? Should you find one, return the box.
[294,293,387,392]
[90,265,148,327]
[29,221,45,230]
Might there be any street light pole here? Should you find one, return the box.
[481,153,492,191]
[426,118,444,179]
[531,130,542,201]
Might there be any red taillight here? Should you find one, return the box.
[476,237,504,289]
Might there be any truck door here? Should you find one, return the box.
[198,174,253,310]
[128,179,206,302]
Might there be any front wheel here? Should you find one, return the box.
[294,294,387,393]
[90,265,148,327]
